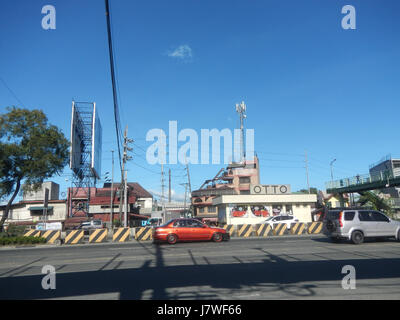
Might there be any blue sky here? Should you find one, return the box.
[1,0,400,201]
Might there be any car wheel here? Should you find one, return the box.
[212,232,223,242]
[167,234,177,245]
[397,230,400,242]
[351,231,364,245]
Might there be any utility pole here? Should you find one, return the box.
[109,150,114,229]
[185,162,192,217]
[161,163,165,223]
[118,126,133,227]
[186,163,192,195]
[124,170,128,227]
[305,151,310,194]
[180,183,189,217]
[235,101,247,163]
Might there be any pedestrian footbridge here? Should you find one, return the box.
[326,170,400,194]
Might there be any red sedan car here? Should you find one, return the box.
[153,218,230,244]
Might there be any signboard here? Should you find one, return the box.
[36,222,62,231]
[69,102,83,178]
[250,184,291,195]
[91,103,102,180]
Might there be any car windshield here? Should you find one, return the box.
[159,219,175,227]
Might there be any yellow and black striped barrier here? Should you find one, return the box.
[135,227,153,241]
[64,230,84,244]
[23,230,41,237]
[255,224,272,237]
[41,230,61,244]
[222,225,236,236]
[273,223,289,236]
[237,224,254,237]
[307,222,323,234]
[113,227,131,242]
[89,228,108,243]
[290,223,308,235]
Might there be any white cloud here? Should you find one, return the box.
[167,45,193,60]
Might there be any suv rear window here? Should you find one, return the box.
[326,211,340,220]
[344,212,355,221]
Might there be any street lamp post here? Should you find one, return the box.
[330,159,337,183]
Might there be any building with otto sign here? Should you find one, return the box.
[213,184,317,225]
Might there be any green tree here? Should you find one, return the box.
[298,187,319,194]
[0,107,69,230]
[357,191,393,215]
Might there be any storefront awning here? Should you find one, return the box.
[29,206,53,211]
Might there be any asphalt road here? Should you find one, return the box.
[1,235,400,300]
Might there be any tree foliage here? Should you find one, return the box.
[298,187,319,194]
[0,107,69,229]
[357,191,392,214]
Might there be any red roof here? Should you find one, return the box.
[104,182,153,198]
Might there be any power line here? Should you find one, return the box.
[104,0,123,172]
[257,151,304,157]
[0,76,26,108]
[258,157,304,163]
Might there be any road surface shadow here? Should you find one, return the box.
[312,237,399,244]
[1,244,400,299]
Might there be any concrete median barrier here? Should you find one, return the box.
[64,230,84,244]
[237,224,254,237]
[307,222,323,234]
[89,229,108,243]
[135,227,153,241]
[23,230,41,237]
[273,223,289,236]
[255,224,272,237]
[112,227,130,242]
[41,230,61,244]
[290,223,308,235]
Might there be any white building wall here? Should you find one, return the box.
[291,204,313,223]
[213,194,316,225]
[4,202,67,223]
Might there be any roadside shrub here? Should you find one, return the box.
[6,225,30,237]
[0,236,46,246]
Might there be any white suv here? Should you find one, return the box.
[323,209,400,244]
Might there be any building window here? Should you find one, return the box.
[240,190,250,195]
[239,177,251,184]
[199,207,205,213]
[207,206,216,213]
